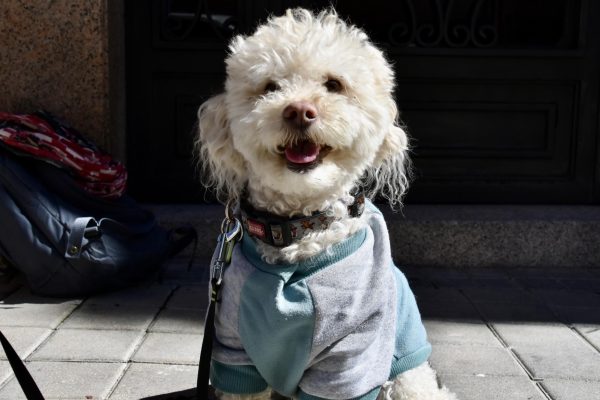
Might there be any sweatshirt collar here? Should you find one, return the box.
[241,228,367,282]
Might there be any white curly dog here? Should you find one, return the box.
[197,8,457,400]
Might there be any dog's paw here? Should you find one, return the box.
[378,363,458,400]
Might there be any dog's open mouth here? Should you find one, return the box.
[280,140,331,173]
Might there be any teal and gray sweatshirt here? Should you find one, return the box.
[210,202,431,399]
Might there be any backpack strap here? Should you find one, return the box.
[65,217,96,259]
[0,330,45,400]
[65,216,160,259]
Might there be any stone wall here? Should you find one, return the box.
[0,0,121,153]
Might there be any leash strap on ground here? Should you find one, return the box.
[0,330,45,400]
[197,281,219,396]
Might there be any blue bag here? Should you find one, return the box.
[0,148,195,297]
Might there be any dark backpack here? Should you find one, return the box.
[0,148,195,297]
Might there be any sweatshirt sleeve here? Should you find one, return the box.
[389,266,431,379]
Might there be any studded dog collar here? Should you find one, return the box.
[239,192,365,247]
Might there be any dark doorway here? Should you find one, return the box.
[125,0,600,203]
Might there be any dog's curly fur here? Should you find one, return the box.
[196,8,456,400]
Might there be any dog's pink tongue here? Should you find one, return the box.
[285,141,320,164]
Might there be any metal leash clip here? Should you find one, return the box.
[211,201,243,291]
[200,201,243,396]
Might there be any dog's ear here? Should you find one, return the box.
[365,100,411,209]
[195,94,246,201]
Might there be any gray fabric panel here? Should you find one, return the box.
[300,210,397,399]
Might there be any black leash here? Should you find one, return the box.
[0,330,44,400]
[197,291,217,395]
[196,206,242,397]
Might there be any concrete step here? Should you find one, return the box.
[148,204,600,268]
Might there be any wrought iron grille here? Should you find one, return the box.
[159,0,241,43]
[331,0,581,49]
[158,0,581,49]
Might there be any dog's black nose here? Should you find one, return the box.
[283,101,318,129]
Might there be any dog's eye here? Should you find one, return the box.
[264,81,280,93]
[324,79,343,93]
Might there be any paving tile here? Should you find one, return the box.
[430,277,477,289]
[84,284,174,308]
[406,276,434,288]
[420,300,481,321]
[514,277,566,290]
[588,268,600,278]
[461,287,538,305]
[429,344,526,377]
[557,278,600,291]
[532,289,600,307]
[417,268,471,280]
[468,268,510,279]
[0,327,52,360]
[470,277,519,289]
[132,332,202,365]
[108,363,198,399]
[0,302,78,328]
[492,323,600,380]
[424,320,501,347]
[165,285,208,310]
[541,378,600,400]
[0,361,12,386]
[477,302,557,324]
[160,260,210,283]
[513,346,600,380]
[149,308,206,334]
[413,287,471,306]
[415,287,478,321]
[1,287,82,306]
[510,268,594,280]
[574,324,600,350]
[439,374,546,400]
[60,303,158,331]
[491,322,589,348]
[0,361,125,399]
[399,265,432,280]
[551,306,600,326]
[30,329,144,362]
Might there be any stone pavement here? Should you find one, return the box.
[0,260,599,400]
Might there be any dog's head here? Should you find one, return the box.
[197,8,410,212]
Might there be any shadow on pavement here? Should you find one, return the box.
[405,266,600,325]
